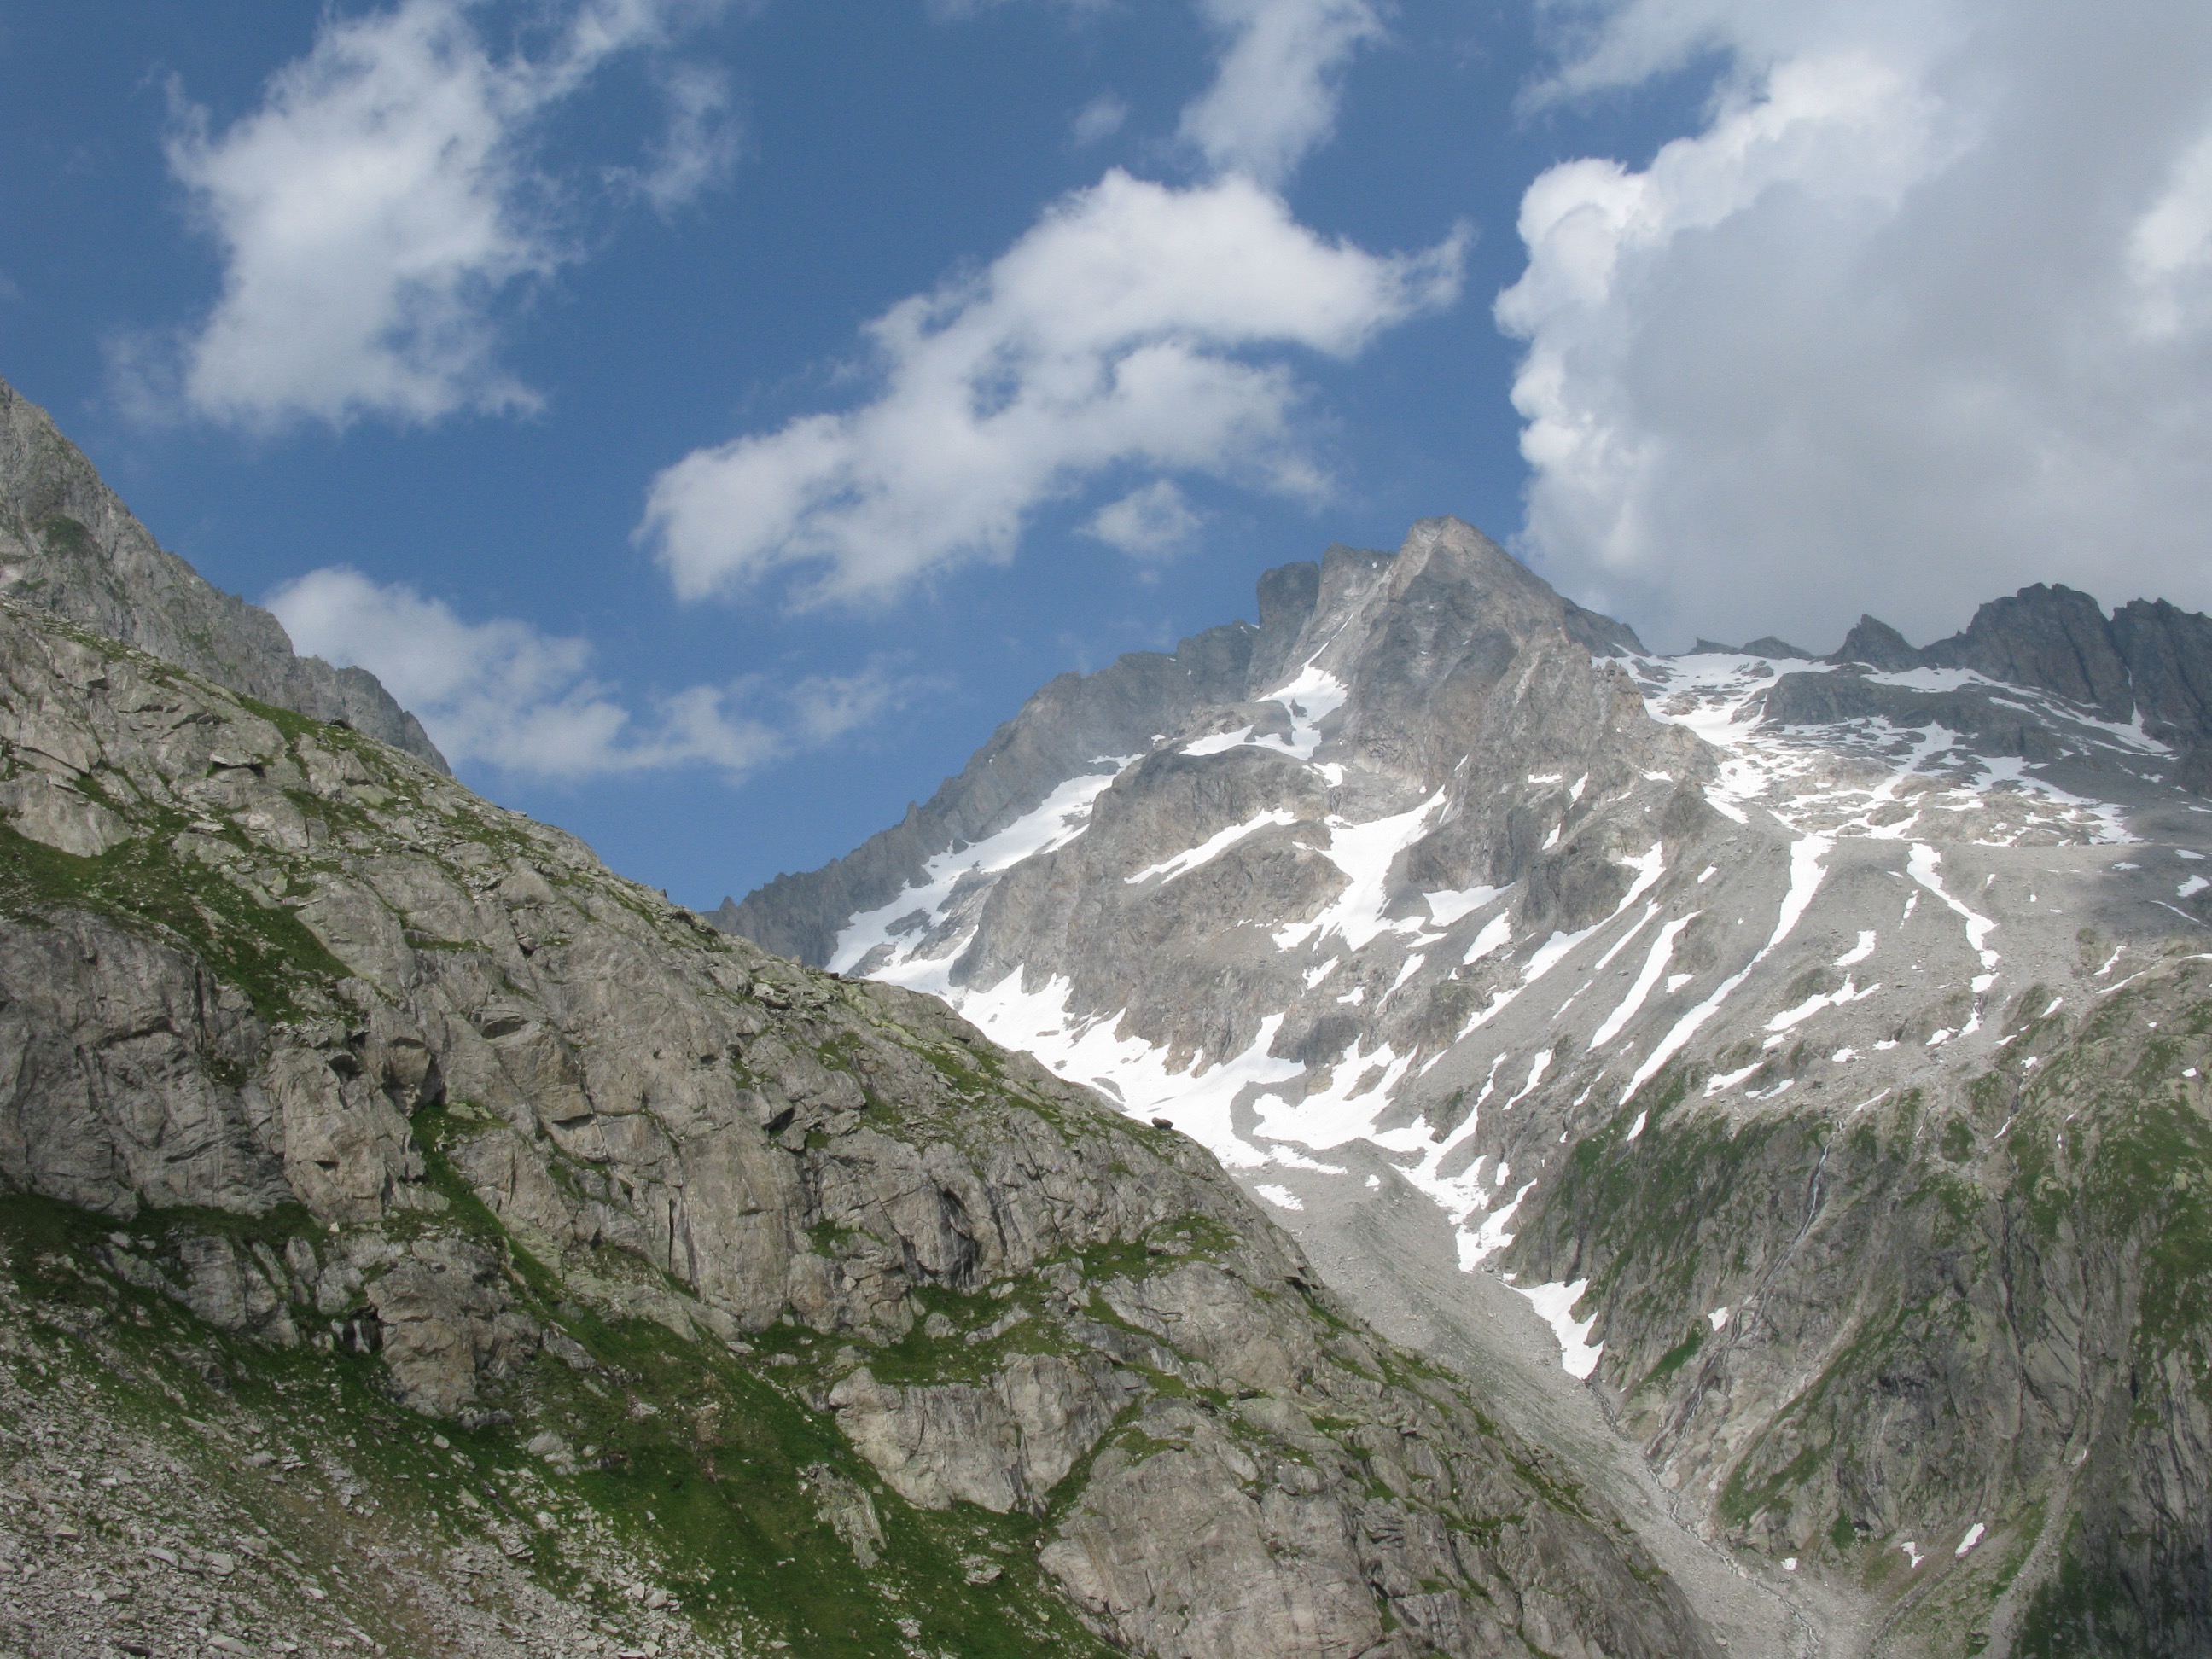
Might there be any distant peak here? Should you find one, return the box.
[1826,614,1923,672]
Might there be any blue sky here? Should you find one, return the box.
[4,0,2209,908]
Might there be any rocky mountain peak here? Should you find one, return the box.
[0,373,445,771]
[1821,581,2212,761]
[1920,580,2134,716]
[1827,613,1924,670]
[736,516,2212,1655]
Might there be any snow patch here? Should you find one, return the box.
[1592,913,1698,1048]
[1624,835,1831,1103]
[829,764,1132,975]
[1126,809,1297,884]
[1307,794,1450,952]
[1908,843,2000,970]
[1182,726,1254,757]
[1260,661,1350,761]
[1704,1061,1764,1097]
[1765,975,1880,1034]
[1504,1050,1554,1109]
[1425,885,1504,928]
[1462,913,1513,964]
[934,972,1301,1171]
[1516,1280,1603,1379]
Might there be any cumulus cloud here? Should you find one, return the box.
[267,566,899,781]
[1179,0,1385,185]
[641,169,1462,604]
[1499,0,2212,649]
[152,0,721,431]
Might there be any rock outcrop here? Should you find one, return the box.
[0,372,445,771]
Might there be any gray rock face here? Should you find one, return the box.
[0,373,445,771]
[805,1462,886,1566]
[175,1232,299,1347]
[731,515,2212,1654]
[829,1352,1128,1514]
[1825,579,2212,754]
[722,617,1260,964]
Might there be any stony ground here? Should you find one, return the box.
[0,1250,715,1659]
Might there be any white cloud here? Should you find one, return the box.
[266,566,896,781]
[155,0,718,431]
[2130,126,2212,339]
[626,61,743,214]
[1086,480,1202,558]
[1179,0,1385,185]
[1500,0,2212,649]
[641,168,1463,605]
[1071,93,1129,148]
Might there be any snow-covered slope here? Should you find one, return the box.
[722,519,2212,1656]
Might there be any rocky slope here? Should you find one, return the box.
[0,492,1710,1651]
[0,374,444,771]
[723,517,2212,1656]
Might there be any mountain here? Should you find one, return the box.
[0,375,445,771]
[720,516,2212,1656]
[0,418,1712,1656]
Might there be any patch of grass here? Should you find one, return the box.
[528,1307,1115,1656]
[1636,1325,1703,1394]
[0,815,350,1021]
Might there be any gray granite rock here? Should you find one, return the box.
[0,372,445,771]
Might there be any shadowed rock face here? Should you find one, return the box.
[728,518,2212,1656]
[2112,598,2212,744]
[0,373,445,771]
[1919,583,2135,717]
[1830,580,2212,754]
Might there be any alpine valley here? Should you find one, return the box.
[723,516,2212,1658]
[3,356,2210,1659]
[0,387,1712,1659]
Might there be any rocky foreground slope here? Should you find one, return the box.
[0,388,1706,1656]
[725,518,2212,1656]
